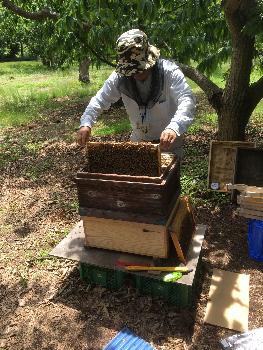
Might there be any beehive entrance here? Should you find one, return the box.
[84,141,162,177]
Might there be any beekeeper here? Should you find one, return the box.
[77,29,196,157]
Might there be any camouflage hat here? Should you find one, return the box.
[116,29,160,77]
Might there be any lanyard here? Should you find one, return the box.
[140,106,147,124]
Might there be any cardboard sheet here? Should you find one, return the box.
[204,269,249,332]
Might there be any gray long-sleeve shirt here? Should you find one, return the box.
[80,59,196,154]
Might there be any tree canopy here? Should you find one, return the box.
[1,0,263,140]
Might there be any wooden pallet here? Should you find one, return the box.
[228,184,263,220]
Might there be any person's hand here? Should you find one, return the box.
[77,126,91,147]
[160,129,177,151]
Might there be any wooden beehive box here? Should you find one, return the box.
[207,141,255,192]
[82,216,170,258]
[75,142,180,225]
[81,196,195,259]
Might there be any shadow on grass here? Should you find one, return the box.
[0,101,132,243]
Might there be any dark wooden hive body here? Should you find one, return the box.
[75,142,180,225]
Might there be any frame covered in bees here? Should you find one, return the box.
[84,141,161,177]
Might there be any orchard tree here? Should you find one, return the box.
[1,0,263,140]
[151,0,263,140]
[0,1,135,80]
[0,7,32,59]
[0,1,99,80]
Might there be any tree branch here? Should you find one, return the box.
[249,76,263,109]
[161,1,188,16]
[223,0,256,37]
[86,45,116,67]
[2,0,59,20]
[177,62,223,112]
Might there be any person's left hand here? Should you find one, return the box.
[160,129,177,151]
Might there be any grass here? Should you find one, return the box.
[93,119,131,136]
[180,149,230,207]
[188,113,218,135]
[187,62,263,115]
[1,60,262,129]
[0,61,112,127]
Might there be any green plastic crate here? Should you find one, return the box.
[135,275,193,309]
[79,262,200,309]
[79,263,126,290]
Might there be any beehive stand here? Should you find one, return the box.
[50,222,206,308]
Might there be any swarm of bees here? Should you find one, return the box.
[84,141,164,177]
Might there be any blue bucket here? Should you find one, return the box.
[248,219,263,262]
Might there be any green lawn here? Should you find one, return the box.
[1,60,262,129]
[0,61,112,127]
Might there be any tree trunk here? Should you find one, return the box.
[218,37,255,140]
[20,42,24,58]
[79,57,91,83]
[218,102,252,140]
[219,0,256,141]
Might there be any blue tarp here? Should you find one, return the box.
[103,327,157,350]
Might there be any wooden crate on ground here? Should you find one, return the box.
[228,184,263,220]
[75,149,180,225]
[207,141,255,192]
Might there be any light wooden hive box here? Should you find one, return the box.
[207,141,255,192]
[74,141,181,258]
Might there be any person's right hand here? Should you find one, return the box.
[77,126,91,147]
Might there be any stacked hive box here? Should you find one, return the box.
[227,185,263,220]
[74,142,181,258]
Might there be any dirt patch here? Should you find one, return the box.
[0,95,262,350]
